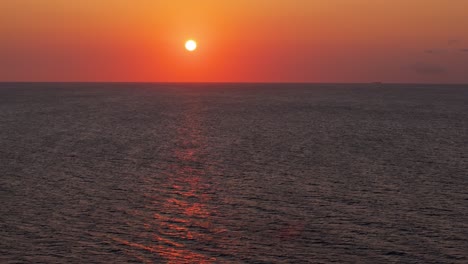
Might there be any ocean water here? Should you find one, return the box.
[1,83,467,263]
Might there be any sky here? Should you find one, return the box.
[1,0,467,83]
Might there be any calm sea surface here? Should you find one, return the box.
[1,83,467,263]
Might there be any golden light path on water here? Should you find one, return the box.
[112,97,223,263]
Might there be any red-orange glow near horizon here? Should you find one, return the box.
[1,1,468,83]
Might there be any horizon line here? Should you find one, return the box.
[1,81,467,85]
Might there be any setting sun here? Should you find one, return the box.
[185,40,197,52]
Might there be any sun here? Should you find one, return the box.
[185,40,197,52]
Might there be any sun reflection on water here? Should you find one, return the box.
[154,103,219,263]
[110,98,227,263]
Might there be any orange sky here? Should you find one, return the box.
[1,0,467,83]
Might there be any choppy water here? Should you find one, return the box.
[1,83,467,263]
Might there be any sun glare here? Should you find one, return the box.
[185,40,197,52]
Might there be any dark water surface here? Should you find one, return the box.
[1,83,467,263]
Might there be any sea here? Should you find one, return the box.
[1,83,467,263]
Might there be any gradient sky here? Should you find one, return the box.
[1,0,468,83]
